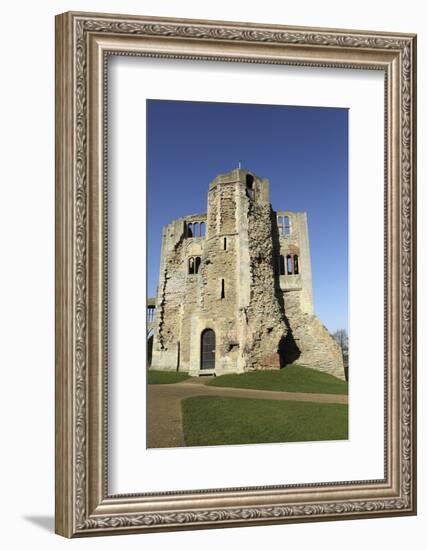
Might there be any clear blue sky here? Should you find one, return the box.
[147,100,348,333]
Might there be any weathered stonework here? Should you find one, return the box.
[150,169,345,380]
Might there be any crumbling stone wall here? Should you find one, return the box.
[243,197,289,370]
[156,236,185,351]
[151,214,206,371]
[282,291,345,380]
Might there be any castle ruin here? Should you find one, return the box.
[149,169,345,380]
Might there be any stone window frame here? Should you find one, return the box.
[278,254,285,276]
[283,253,300,275]
[293,254,299,274]
[186,221,206,238]
[277,215,291,236]
[286,254,293,275]
[147,305,156,322]
[245,174,255,200]
[188,256,201,275]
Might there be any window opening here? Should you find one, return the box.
[293,255,299,274]
[286,255,293,275]
[246,174,254,200]
[147,306,156,323]
[188,257,195,274]
[279,255,285,275]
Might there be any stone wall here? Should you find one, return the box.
[244,198,289,370]
[281,291,345,379]
[196,180,241,374]
[151,214,207,371]
[214,170,293,373]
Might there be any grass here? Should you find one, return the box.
[147,369,190,384]
[207,364,348,395]
[182,396,348,446]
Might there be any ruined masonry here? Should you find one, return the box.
[149,169,345,380]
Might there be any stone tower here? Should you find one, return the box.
[150,169,345,380]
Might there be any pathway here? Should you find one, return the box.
[147,379,348,449]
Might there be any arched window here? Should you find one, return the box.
[279,255,285,275]
[195,256,201,273]
[187,221,206,238]
[286,254,293,275]
[293,255,299,274]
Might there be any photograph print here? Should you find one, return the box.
[146,99,349,449]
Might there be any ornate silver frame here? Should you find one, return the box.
[55,11,417,537]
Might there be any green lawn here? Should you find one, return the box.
[147,370,190,384]
[182,396,348,446]
[207,364,348,395]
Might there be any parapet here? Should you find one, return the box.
[208,168,270,204]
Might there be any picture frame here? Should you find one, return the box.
[55,11,417,537]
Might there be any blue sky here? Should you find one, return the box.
[147,100,348,333]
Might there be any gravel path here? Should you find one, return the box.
[147,379,348,449]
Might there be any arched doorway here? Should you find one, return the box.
[201,329,216,370]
